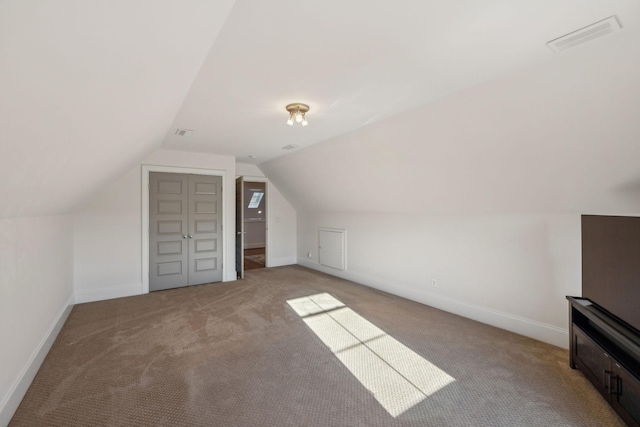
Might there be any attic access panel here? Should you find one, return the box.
[319,227,346,270]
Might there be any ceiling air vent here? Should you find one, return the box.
[547,16,621,53]
[175,128,194,137]
[282,144,300,150]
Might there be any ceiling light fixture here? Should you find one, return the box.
[285,103,309,127]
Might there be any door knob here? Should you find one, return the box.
[182,234,187,239]
[188,234,193,238]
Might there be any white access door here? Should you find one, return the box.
[149,172,223,291]
[319,227,346,270]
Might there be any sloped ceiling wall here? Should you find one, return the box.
[0,0,235,219]
[260,29,640,214]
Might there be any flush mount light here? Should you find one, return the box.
[285,103,309,127]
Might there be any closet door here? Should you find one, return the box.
[149,172,189,291]
[188,174,223,285]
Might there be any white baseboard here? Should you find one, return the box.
[224,270,238,282]
[75,283,142,304]
[0,296,74,427]
[268,256,297,268]
[244,243,265,249]
[297,258,569,349]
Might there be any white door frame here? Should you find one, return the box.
[142,164,227,294]
[239,176,270,268]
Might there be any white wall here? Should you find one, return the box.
[74,149,236,303]
[257,36,640,348]
[264,180,297,267]
[297,213,579,348]
[237,163,298,267]
[0,215,74,425]
[235,163,263,177]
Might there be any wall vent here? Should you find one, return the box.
[175,128,194,137]
[282,144,300,150]
[547,16,621,53]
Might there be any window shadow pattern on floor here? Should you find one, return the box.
[287,293,455,417]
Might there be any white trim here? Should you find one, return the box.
[142,165,227,294]
[0,296,74,426]
[269,256,297,267]
[75,283,142,304]
[297,258,568,348]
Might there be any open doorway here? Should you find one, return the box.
[236,178,267,278]
[243,181,266,270]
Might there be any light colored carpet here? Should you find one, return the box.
[10,265,624,426]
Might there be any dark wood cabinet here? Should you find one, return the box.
[573,326,611,396]
[612,362,640,427]
[568,297,640,427]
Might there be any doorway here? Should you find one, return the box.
[149,172,223,291]
[236,178,267,278]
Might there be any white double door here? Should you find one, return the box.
[149,172,222,291]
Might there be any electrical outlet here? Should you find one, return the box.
[431,279,437,287]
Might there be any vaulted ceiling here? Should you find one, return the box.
[2,0,640,218]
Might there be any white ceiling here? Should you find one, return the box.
[260,32,640,214]
[163,0,640,164]
[0,0,235,218]
[2,0,640,218]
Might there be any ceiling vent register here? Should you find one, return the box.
[175,129,194,137]
[547,16,621,53]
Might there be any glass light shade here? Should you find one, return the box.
[295,111,303,122]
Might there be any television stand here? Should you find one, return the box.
[567,296,640,427]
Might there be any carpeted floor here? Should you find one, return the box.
[10,266,624,426]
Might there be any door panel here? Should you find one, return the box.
[150,172,189,291]
[150,172,222,291]
[188,174,222,285]
[235,177,244,279]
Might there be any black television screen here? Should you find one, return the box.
[582,215,640,333]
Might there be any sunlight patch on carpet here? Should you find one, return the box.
[287,293,455,417]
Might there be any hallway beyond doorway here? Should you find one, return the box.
[244,247,265,270]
